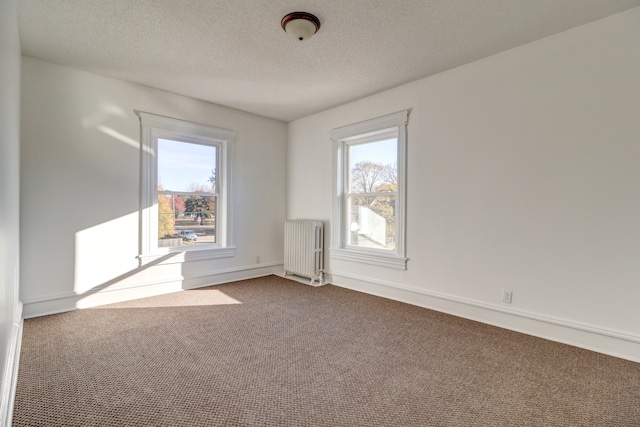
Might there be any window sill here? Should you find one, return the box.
[330,248,407,270]
[139,246,236,266]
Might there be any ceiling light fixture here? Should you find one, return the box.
[281,12,321,41]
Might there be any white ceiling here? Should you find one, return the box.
[17,0,640,122]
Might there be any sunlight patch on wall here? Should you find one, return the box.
[81,103,150,152]
[96,125,144,151]
[81,103,126,128]
[74,212,139,293]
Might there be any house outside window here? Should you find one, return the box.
[137,111,235,264]
[331,111,408,270]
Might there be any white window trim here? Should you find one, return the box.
[330,110,408,270]
[136,111,235,264]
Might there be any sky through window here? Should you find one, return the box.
[157,138,216,192]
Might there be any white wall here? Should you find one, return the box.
[20,57,287,316]
[0,0,22,424]
[288,8,640,361]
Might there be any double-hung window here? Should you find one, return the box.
[137,111,235,263]
[331,111,408,269]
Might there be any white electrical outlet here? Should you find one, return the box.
[501,289,513,304]
[256,255,261,263]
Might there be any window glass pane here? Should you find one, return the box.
[158,193,217,248]
[158,138,217,193]
[157,139,217,249]
[348,194,396,250]
[176,193,216,244]
[348,138,397,193]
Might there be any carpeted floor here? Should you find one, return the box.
[13,275,640,426]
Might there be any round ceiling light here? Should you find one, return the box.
[281,12,321,41]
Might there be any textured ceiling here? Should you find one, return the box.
[18,0,640,122]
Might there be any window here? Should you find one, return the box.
[331,111,408,269]
[137,111,235,263]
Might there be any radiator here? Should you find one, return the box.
[284,219,324,286]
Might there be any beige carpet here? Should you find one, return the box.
[13,275,640,426]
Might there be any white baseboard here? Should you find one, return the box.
[22,262,284,318]
[20,266,640,363]
[331,271,640,363]
[1,301,23,427]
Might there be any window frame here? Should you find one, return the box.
[136,111,235,264]
[331,110,408,270]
